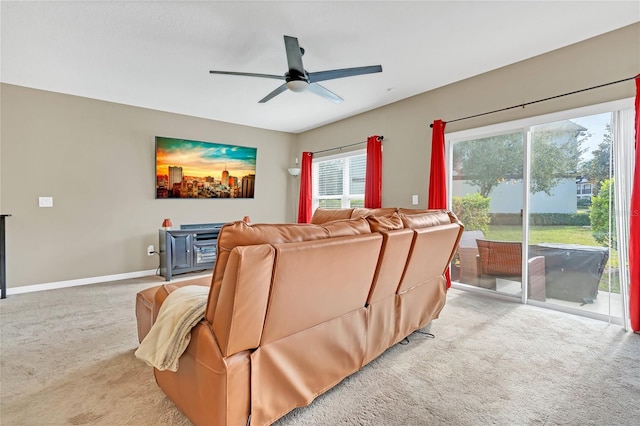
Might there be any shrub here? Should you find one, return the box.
[530,213,590,226]
[590,178,616,248]
[452,193,491,233]
[488,213,522,226]
[489,213,590,226]
[577,198,592,208]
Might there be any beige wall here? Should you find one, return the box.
[1,23,638,289]
[295,23,640,208]
[1,85,295,287]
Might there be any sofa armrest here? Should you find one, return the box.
[136,286,160,343]
[154,322,252,426]
[153,277,212,323]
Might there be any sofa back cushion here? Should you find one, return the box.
[207,222,329,322]
[207,219,373,322]
[367,229,414,304]
[398,223,463,293]
[310,208,354,224]
[260,233,382,344]
[351,207,398,218]
[399,210,456,229]
[366,212,404,232]
[312,207,415,224]
[397,208,428,215]
[322,217,372,237]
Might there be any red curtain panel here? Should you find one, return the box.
[428,120,447,209]
[429,119,451,287]
[365,135,382,208]
[297,152,313,224]
[630,76,640,332]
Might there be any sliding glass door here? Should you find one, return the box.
[450,131,526,300]
[528,113,621,320]
[448,100,633,325]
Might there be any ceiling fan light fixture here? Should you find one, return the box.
[286,80,309,93]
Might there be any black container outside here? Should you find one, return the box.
[529,243,609,304]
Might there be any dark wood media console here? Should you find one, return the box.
[159,223,225,281]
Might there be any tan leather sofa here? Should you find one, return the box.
[135,208,463,426]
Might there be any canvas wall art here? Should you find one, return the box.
[155,137,257,199]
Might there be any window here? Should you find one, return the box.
[312,150,366,210]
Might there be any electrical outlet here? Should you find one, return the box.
[412,195,419,205]
[147,244,155,256]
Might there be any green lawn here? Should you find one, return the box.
[485,225,600,247]
[484,225,619,293]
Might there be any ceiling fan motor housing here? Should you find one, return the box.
[285,70,309,92]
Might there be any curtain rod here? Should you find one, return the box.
[430,74,638,128]
[313,135,384,155]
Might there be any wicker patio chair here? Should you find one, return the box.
[476,239,546,301]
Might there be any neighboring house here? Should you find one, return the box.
[452,179,577,213]
[452,120,586,214]
[576,176,594,201]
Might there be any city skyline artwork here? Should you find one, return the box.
[155,136,257,199]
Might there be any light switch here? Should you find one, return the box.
[412,195,418,205]
[39,196,53,207]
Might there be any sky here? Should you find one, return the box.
[570,112,611,162]
[155,137,257,179]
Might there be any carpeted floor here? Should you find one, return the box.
[1,275,639,425]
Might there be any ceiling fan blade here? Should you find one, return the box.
[307,83,343,104]
[258,83,288,103]
[283,35,305,74]
[308,65,382,83]
[209,70,285,80]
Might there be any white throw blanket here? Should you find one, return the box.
[135,285,210,372]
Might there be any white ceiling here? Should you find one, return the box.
[2,1,639,134]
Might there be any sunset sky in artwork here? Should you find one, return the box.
[155,137,257,179]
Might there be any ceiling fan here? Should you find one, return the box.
[209,35,382,104]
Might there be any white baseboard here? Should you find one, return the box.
[6,269,159,295]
